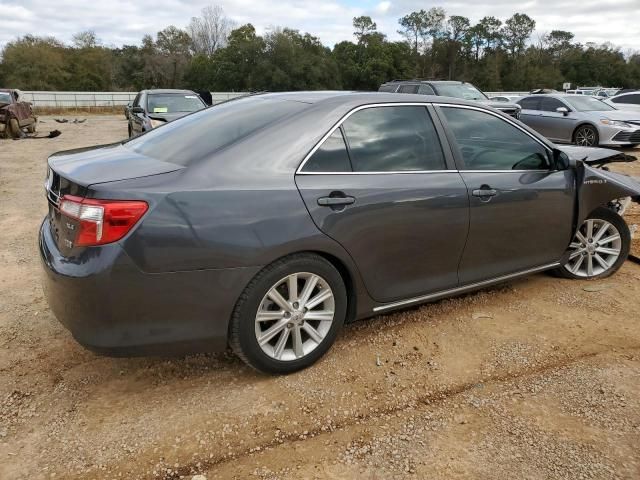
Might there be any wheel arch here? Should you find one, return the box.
[572,122,599,144]
[235,249,360,325]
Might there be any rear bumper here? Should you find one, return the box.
[39,218,260,356]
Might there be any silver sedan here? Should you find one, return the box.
[516,94,640,147]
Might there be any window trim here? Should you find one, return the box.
[433,103,555,173]
[297,102,456,175]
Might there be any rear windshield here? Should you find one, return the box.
[564,96,614,112]
[378,85,397,92]
[125,96,307,165]
[147,94,204,114]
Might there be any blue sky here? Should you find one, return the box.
[1,0,638,52]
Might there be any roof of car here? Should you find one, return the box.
[142,89,198,95]
[254,91,485,108]
[381,80,465,85]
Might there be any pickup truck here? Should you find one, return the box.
[0,89,37,138]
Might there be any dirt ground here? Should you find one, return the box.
[1,116,640,480]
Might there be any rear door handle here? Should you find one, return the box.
[317,196,355,206]
[472,188,498,197]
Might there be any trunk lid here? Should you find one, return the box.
[48,142,184,187]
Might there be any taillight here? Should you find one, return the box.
[59,195,148,246]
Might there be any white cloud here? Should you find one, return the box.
[0,0,637,51]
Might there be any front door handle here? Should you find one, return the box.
[317,195,355,206]
[472,187,498,198]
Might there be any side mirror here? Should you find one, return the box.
[556,107,569,116]
[131,106,144,114]
[553,149,571,170]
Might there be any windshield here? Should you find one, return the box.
[126,96,308,165]
[147,94,205,114]
[565,96,615,112]
[0,93,11,105]
[434,83,487,101]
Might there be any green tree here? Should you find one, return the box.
[502,13,536,57]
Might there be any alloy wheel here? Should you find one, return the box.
[255,272,335,361]
[575,127,597,146]
[564,218,622,278]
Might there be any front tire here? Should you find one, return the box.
[573,125,599,147]
[229,254,347,374]
[555,207,630,280]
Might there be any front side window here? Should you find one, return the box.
[0,92,11,105]
[342,106,447,172]
[613,94,640,105]
[441,107,550,171]
[132,93,141,107]
[540,97,567,112]
[302,129,351,172]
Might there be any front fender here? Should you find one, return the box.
[576,162,640,225]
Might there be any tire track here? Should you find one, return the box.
[130,346,640,480]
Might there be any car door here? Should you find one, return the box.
[516,96,543,131]
[537,97,576,142]
[295,104,470,303]
[435,104,576,285]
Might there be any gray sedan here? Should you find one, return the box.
[40,92,640,374]
[517,94,640,147]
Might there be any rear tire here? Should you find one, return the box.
[573,125,599,147]
[555,207,630,280]
[229,253,347,374]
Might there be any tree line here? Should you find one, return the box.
[1,5,639,93]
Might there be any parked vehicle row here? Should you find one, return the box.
[41,91,640,373]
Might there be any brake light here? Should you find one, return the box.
[59,195,148,246]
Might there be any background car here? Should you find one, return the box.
[0,88,37,138]
[123,101,132,119]
[41,92,640,374]
[516,94,640,147]
[127,89,207,137]
[490,95,523,103]
[379,80,522,118]
[604,91,640,112]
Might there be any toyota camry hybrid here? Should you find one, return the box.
[40,92,640,374]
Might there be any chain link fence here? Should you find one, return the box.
[20,91,247,108]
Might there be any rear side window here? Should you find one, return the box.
[398,84,419,94]
[125,97,306,166]
[517,97,541,110]
[441,107,550,171]
[342,106,447,172]
[302,129,351,172]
